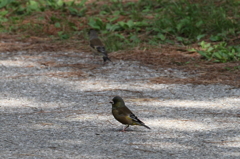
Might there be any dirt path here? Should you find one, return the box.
[0,51,239,158]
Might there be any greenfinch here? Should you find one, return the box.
[89,29,111,62]
[110,96,151,132]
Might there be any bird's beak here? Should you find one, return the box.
[110,101,113,104]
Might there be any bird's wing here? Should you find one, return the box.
[129,113,144,124]
[118,106,133,116]
[114,105,150,129]
[96,46,106,53]
[90,38,104,49]
[118,106,144,124]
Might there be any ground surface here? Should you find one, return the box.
[0,48,240,159]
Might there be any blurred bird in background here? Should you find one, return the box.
[89,29,111,62]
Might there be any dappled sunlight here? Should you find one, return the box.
[64,114,98,121]
[133,98,240,110]
[160,142,192,150]
[0,97,70,111]
[50,139,82,145]
[132,141,193,150]
[25,122,68,130]
[0,98,34,108]
[0,60,39,67]
[161,99,239,109]
[1,49,239,158]
[148,119,222,131]
[70,79,165,91]
[217,136,240,148]
[220,152,240,157]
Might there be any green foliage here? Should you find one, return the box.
[0,0,87,37]
[0,0,87,15]
[57,31,70,40]
[224,65,240,71]
[88,17,148,31]
[196,41,240,62]
[89,0,240,49]
[151,1,238,44]
[103,33,127,51]
[1,0,240,63]
[88,18,106,30]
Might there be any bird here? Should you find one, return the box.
[88,29,111,62]
[110,96,151,132]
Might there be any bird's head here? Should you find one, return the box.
[88,29,98,35]
[110,96,125,107]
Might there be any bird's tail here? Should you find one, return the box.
[142,124,151,129]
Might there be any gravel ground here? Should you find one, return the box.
[0,51,240,159]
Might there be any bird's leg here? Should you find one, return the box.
[102,58,105,65]
[121,125,129,132]
[92,52,97,59]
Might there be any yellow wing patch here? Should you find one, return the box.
[126,115,142,126]
[125,115,133,124]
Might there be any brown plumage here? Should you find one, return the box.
[89,29,111,62]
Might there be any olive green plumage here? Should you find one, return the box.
[110,96,150,131]
[89,29,111,62]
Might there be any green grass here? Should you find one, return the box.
[0,0,240,62]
